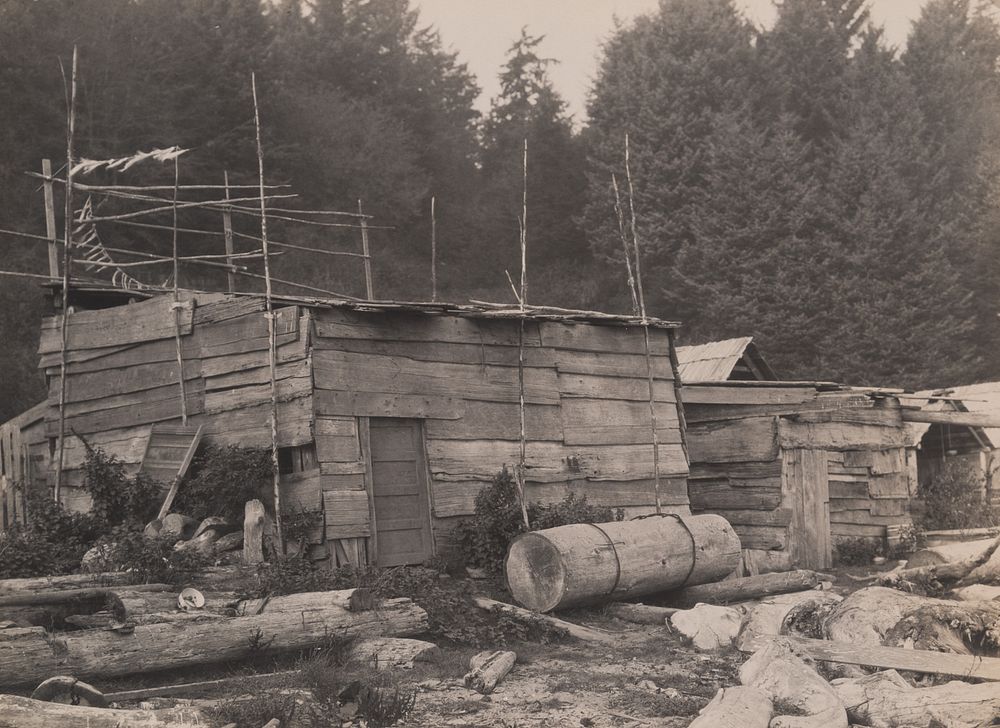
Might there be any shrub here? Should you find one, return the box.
[82,444,162,527]
[85,526,207,584]
[919,459,996,531]
[173,445,273,522]
[454,468,625,575]
[834,537,882,566]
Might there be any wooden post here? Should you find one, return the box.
[359,199,374,299]
[515,139,530,529]
[222,171,235,294]
[251,72,284,554]
[42,160,58,278]
[54,46,78,504]
[170,156,188,424]
[430,196,437,302]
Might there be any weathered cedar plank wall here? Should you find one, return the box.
[310,308,689,562]
[23,294,689,566]
[684,384,913,572]
[0,401,48,532]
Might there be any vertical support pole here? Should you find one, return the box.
[359,199,374,300]
[42,159,59,278]
[54,46,78,505]
[222,171,235,294]
[171,156,189,425]
[430,196,437,302]
[252,71,284,555]
[624,133,662,514]
[516,138,530,529]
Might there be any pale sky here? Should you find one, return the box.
[415,0,931,120]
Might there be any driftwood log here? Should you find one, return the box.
[832,669,1000,728]
[235,588,375,615]
[0,694,208,728]
[0,595,427,688]
[668,570,822,608]
[472,596,617,643]
[505,515,740,612]
[349,637,440,670]
[906,538,995,568]
[737,590,843,650]
[0,583,174,627]
[30,675,108,707]
[464,650,516,694]
[0,572,134,595]
[688,686,772,728]
[606,602,678,624]
[881,535,1000,590]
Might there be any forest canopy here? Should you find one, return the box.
[1,0,998,422]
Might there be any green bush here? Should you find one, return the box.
[834,537,882,566]
[82,444,162,527]
[86,526,207,584]
[454,468,624,575]
[919,459,997,531]
[174,445,273,522]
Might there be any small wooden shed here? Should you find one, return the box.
[6,291,691,567]
[676,337,777,383]
[683,382,914,572]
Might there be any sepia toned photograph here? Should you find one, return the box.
[0,1,999,726]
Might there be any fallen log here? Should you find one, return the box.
[104,670,300,703]
[832,669,1000,728]
[0,583,175,628]
[668,569,821,608]
[606,602,678,624]
[472,596,617,643]
[0,596,428,688]
[463,650,516,694]
[235,588,375,615]
[0,694,208,728]
[108,589,238,622]
[349,637,440,670]
[737,590,843,650]
[739,634,1000,681]
[688,686,772,728]
[953,584,1000,601]
[0,572,134,595]
[825,587,953,646]
[0,583,172,609]
[31,675,107,707]
[739,639,847,728]
[906,538,995,568]
[505,514,741,612]
[881,535,1000,590]
[922,526,1000,547]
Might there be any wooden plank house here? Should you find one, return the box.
[4,290,691,568]
[676,337,777,383]
[682,382,915,572]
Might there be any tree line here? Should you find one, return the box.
[1,0,998,422]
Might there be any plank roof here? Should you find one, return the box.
[676,337,776,382]
[933,382,1000,448]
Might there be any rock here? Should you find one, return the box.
[143,519,163,539]
[689,685,772,728]
[192,517,235,540]
[740,639,847,728]
[213,531,243,553]
[952,584,1000,601]
[161,513,198,540]
[669,603,742,650]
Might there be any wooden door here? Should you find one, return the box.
[369,418,433,567]
[783,448,832,570]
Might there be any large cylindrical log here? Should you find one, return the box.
[505,514,740,612]
[0,597,428,688]
[0,694,207,728]
[906,538,995,568]
[668,569,821,608]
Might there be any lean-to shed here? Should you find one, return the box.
[683,381,915,573]
[676,337,777,383]
[7,291,691,567]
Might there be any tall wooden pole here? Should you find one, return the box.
[42,160,58,278]
[222,171,235,294]
[430,196,437,302]
[252,72,284,554]
[624,133,662,514]
[171,156,188,425]
[516,138,530,529]
[359,199,374,300]
[54,46,78,504]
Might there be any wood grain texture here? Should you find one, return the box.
[687,417,778,463]
[555,373,677,402]
[314,308,540,347]
[560,398,680,446]
[538,322,671,355]
[778,419,909,451]
[554,349,673,379]
[323,489,371,538]
[39,295,193,354]
[314,389,463,420]
[424,403,563,442]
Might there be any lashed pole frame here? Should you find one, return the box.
[623,134,663,514]
[223,171,236,294]
[359,199,374,299]
[515,139,530,529]
[54,46,78,503]
[430,196,437,302]
[170,155,189,424]
[251,72,285,553]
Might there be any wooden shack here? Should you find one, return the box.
[676,337,777,383]
[6,291,690,567]
[0,401,48,532]
[682,382,915,572]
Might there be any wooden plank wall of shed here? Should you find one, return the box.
[37,294,315,516]
[0,402,48,532]
[311,308,690,560]
[685,386,914,572]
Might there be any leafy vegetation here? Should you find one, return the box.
[173,445,274,522]
[82,443,162,527]
[918,459,997,531]
[83,526,207,584]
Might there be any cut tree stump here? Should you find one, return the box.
[832,669,1000,728]
[688,686,772,728]
[668,570,821,608]
[463,650,516,694]
[739,639,847,728]
[505,515,741,612]
[349,637,440,670]
[0,694,208,728]
[0,596,428,688]
[243,499,266,565]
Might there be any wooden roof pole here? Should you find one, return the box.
[53,46,78,504]
[170,156,188,425]
[359,199,374,299]
[515,138,530,529]
[430,196,437,302]
[252,72,284,554]
[222,172,235,294]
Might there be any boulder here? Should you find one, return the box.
[669,603,742,650]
